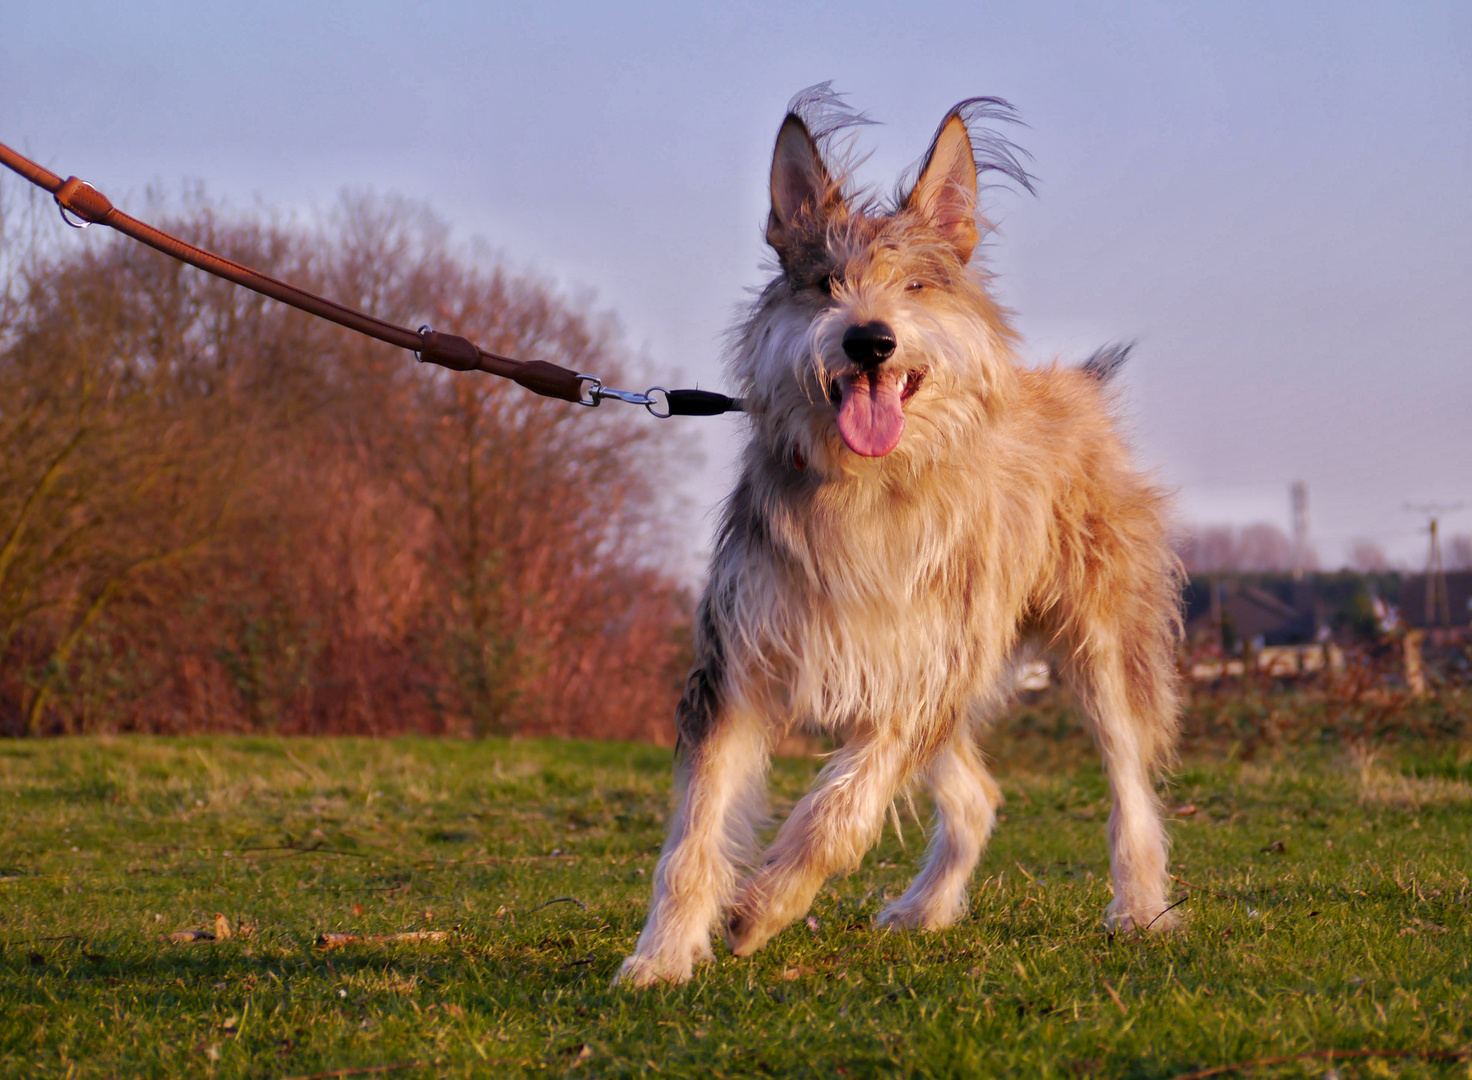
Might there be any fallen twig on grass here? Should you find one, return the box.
[238,842,372,862]
[1146,895,1191,930]
[316,931,450,949]
[1170,874,1232,899]
[1169,1046,1470,1079]
[526,896,587,913]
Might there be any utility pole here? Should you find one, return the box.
[1406,502,1462,627]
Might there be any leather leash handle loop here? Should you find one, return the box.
[415,330,481,371]
[55,176,116,225]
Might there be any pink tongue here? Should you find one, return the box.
[836,372,905,457]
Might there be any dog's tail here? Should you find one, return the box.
[1080,341,1133,383]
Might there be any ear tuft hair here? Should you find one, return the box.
[1081,341,1134,383]
[785,82,878,158]
[953,97,1036,196]
[897,97,1036,205]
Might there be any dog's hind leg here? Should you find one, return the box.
[726,731,913,957]
[875,732,1002,931]
[1062,636,1179,933]
[616,704,769,987]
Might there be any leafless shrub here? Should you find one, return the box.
[1447,534,1472,571]
[0,190,690,740]
[1348,538,1392,572]
[1176,521,1313,574]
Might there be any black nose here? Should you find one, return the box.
[841,322,897,368]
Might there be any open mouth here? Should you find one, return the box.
[825,367,927,457]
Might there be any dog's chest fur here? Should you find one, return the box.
[712,441,1040,736]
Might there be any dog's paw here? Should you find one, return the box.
[725,904,782,957]
[612,935,714,988]
[1104,898,1181,934]
[612,953,691,989]
[874,896,962,932]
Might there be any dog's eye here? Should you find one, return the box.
[817,273,838,296]
[905,279,925,292]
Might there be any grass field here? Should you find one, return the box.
[1,729,1469,1079]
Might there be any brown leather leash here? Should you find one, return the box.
[0,140,741,418]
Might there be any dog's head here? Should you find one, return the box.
[733,90,1032,470]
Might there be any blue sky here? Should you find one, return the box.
[4,1,1469,571]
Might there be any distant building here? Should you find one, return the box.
[1184,576,1321,648]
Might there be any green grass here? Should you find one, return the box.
[1,734,1469,1079]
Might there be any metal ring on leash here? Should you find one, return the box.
[413,324,432,363]
[644,387,672,419]
[57,204,90,229]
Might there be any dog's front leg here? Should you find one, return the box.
[876,731,1002,931]
[616,706,768,987]
[726,733,909,957]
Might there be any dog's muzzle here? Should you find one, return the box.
[841,321,897,369]
[827,320,930,458]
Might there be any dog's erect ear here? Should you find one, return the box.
[905,113,980,262]
[767,114,833,257]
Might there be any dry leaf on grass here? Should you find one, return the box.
[161,930,215,943]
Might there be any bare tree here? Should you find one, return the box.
[1348,538,1392,572]
[0,191,690,740]
[1176,522,1310,574]
[1446,534,1472,572]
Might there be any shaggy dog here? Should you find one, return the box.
[618,88,1181,987]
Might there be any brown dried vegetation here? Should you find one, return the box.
[0,190,690,740]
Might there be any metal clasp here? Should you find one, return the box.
[576,374,662,410]
[596,386,656,406]
[576,376,685,418]
[575,374,603,407]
